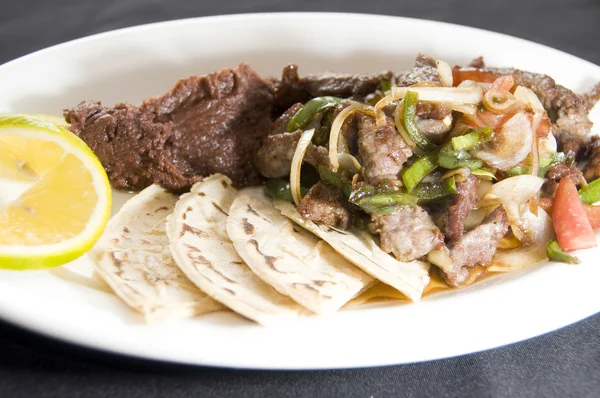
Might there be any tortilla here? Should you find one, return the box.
[166,175,309,325]
[274,200,430,302]
[91,184,225,322]
[227,187,374,314]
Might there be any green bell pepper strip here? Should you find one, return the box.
[317,165,352,197]
[350,192,419,215]
[451,126,493,151]
[546,240,580,264]
[438,144,483,170]
[266,179,308,202]
[286,96,342,132]
[402,153,437,191]
[412,177,458,204]
[471,168,497,180]
[507,165,531,177]
[402,91,436,151]
[579,178,600,205]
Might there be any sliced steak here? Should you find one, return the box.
[415,102,453,143]
[298,182,352,230]
[443,175,479,241]
[443,207,509,287]
[583,136,600,182]
[396,54,440,87]
[583,82,600,112]
[357,114,412,187]
[545,164,584,195]
[65,64,273,192]
[560,137,586,161]
[273,64,393,113]
[370,205,445,262]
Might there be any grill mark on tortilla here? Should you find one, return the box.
[154,206,169,212]
[179,223,210,239]
[231,261,244,265]
[220,180,229,188]
[246,204,271,223]
[182,244,237,284]
[293,282,332,299]
[242,218,255,235]
[223,287,236,296]
[198,192,206,197]
[212,202,228,216]
[248,239,287,273]
[112,238,119,244]
[123,227,129,233]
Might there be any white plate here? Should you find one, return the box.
[0,13,599,370]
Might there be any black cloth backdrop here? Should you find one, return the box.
[1,0,600,397]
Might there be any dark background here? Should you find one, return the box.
[1,0,600,397]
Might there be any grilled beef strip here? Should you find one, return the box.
[443,175,479,241]
[356,114,412,189]
[440,207,510,287]
[369,206,445,262]
[65,64,273,192]
[273,64,393,113]
[542,162,586,197]
[298,182,352,230]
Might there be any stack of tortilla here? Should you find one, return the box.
[91,174,431,325]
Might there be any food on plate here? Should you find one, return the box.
[227,187,374,314]
[0,115,111,269]
[274,200,430,302]
[91,184,225,322]
[64,64,273,192]
[167,174,310,326]
[4,51,600,325]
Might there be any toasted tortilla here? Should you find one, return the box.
[227,187,374,314]
[274,200,430,302]
[91,184,225,322]
[166,175,309,325]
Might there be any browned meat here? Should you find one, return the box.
[469,56,485,69]
[65,64,273,192]
[444,176,479,241]
[396,54,440,87]
[273,64,393,113]
[583,82,600,112]
[560,137,586,161]
[443,207,509,287]
[357,114,412,187]
[415,102,453,143]
[479,66,593,140]
[370,205,445,262]
[270,103,303,135]
[583,136,600,182]
[254,131,331,179]
[298,182,352,230]
[543,162,585,197]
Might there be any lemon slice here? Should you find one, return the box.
[0,114,111,269]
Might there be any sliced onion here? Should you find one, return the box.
[290,128,315,206]
[483,90,519,114]
[447,103,479,115]
[427,247,453,271]
[328,104,377,171]
[393,99,417,150]
[530,111,542,177]
[463,208,488,230]
[388,86,483,105]
[514,85,544,112]
[441,167,471,182]
[436,60,453,87]
[337,153,362,175]
[488,209,553,272]
[483,174,545,241]
[473,112,533,170]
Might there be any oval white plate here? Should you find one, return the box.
[0,13,599,370]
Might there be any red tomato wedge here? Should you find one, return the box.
[552,179,597,251]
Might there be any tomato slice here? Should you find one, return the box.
[552,179,598,251]
[452,67,499,86]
